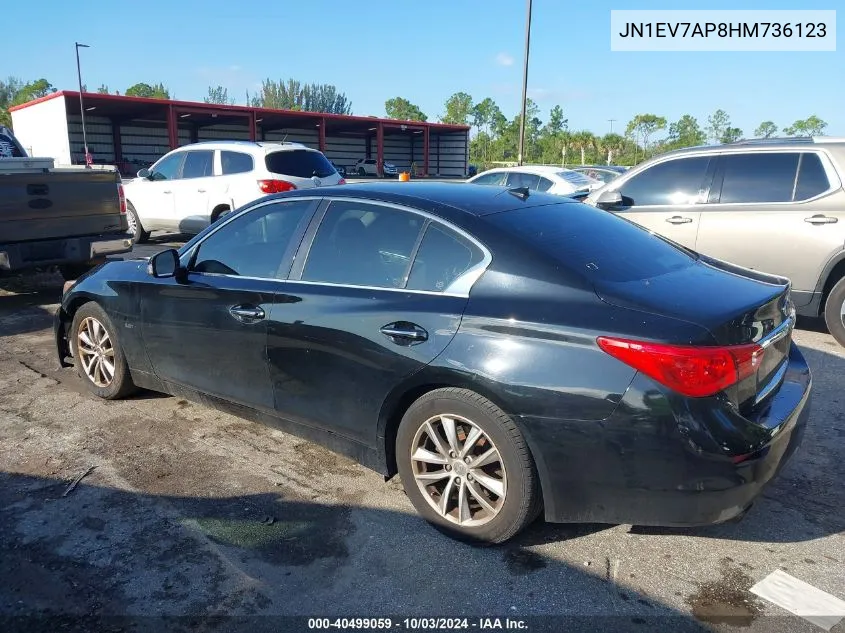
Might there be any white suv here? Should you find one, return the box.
[123,141,344,242]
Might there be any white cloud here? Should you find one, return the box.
[495,52,514,67]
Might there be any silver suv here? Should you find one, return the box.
[586,137,845,346]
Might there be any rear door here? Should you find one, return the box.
[264,199,489,445]
[695,150,845,298]
[218,149,256,209]
[173,149,216,233]
[604,155,715,250]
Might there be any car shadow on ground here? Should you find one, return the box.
[1,471,735,633]
[0,274,62,337]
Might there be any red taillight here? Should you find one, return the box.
[258,179,297,194]
[117,183,127,214]
[596,336,765,398]
[338,178,346,185]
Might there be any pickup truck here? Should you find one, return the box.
[0,125,133,280]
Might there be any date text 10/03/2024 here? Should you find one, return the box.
[307,618,528,630]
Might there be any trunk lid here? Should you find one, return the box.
[594,255,795,409]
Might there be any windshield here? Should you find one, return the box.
[265,150,336,178]
[490,203,696,283]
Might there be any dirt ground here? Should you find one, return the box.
[1,263,843,633]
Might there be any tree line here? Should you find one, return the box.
[1,75,831,168]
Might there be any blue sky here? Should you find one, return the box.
[2,0,842,136]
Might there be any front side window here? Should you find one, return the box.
[617,157,711,207]
[191,200,313,279]
[302,201,425,288]
[150,153,185,181]
[181,150,215,179]
[406,224,485,292]
[717,152,799,204]
[221,150,254,175]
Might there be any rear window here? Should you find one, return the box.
[265,150,336,178]
[490,203,696,282]
[558,171,594,186]
[0,132,25,158]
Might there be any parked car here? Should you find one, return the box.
[569,165,627,185]
[353,158,398,177]
[122,141,343,243]
[0,126,132,280]
[331,162,347,178]
[466,165,601,195]
[585,137,845,347]
[56,182,810,543]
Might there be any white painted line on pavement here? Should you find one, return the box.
[750,569,845,631]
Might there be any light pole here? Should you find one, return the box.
[517,0,532,166]
[75,42,90,167]
[608,119,616,134]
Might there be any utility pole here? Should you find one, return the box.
[517,0,532,166]
[608,119,616,134]
[75,42,91,167]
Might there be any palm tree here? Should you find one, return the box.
[570,131,595,165]
[601,133,625,165]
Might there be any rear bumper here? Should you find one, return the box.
[519,343,811,526]
[0,233,133,271]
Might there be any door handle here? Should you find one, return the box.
[163,190,172,194]
[229,304,266,323]
[665,216,693,225]
[197,188,206,193]
[380,322,428,344]
[804,215,838,225]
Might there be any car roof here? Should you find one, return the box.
[481,165,567,175]
[172,140,312,153]
[273,181,576,217]
[570,165,627,172]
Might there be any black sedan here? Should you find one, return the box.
[55,182,811,543]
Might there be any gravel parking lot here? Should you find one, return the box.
[1,240,843,632]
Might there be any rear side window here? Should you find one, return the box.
[406,224,485,292]
[718,153,799,203]
[221,151,254,175]
[537,177,554,192]
[490,203,696,283]
[182,150,214,179]
[0,132,25,157]
[506,172,541,189]
[794,153,830,201]
[471,172,508,186]
[617,157,710,206]
[266,150,336,178]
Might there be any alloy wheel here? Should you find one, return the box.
[410,413,507,527]
[126,209,138,236]
[77,317,115,388]
[840,297,845,328]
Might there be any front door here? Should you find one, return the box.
[695,150,845,297]
[138,198,318,408]
[265,200,488,445]
[128,152,184,231]
[605,155,715,250]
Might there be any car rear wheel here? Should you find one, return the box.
[126,202,150,244]
[396,388,542,543]
[358,167,366,177]
[824,276,845,347]
[70,302,136,400]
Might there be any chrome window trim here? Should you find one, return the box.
[605,149,841,210]
[179,195,493,298]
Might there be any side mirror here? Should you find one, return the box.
[595,189,623,209]
[147,248,181,278]
[137,168,151,179]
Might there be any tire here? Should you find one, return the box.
[70,302,137,400]
[211,207,231,225]
[126,201,150,244]
[396,388,542,544]
[824,276,845,347]
[358,167,366,177]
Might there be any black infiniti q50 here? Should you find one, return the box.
[56,182,811,543]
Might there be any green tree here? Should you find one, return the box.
[96,84,110,94]
[570,130,596,165]
[546,105,567,135]
[705,109,730,144]
[754,121,778,138]
[384,96,427,122]
[253,79,351,114]
[600,133,626,165]
[204,85,235,105]
[625,114,667,157]
[441,92,473,125]
[667,114,706,149]
[125,82,171,99]
[783,115,828,137]
[0,77,57,127]
[720,127,743,144]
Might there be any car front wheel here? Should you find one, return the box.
[396,388,542,543]
[126,202,150,244]
[824,276,845,347]
[70,302,136,400]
